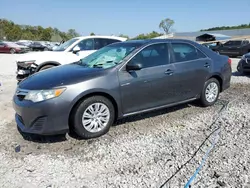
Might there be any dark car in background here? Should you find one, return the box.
[213,40,250,57]
[28,41,52,51]
[0,41,30,54]
[237,52,250,74]
[13,39,232,139]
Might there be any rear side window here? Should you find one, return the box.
[171,43,206,63]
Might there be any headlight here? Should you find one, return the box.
[24,88,66,102]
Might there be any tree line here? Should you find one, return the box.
[200,23,250,31]
[0,18,175,42]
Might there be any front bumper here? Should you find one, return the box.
[12,94,70,135]
[16,61,37,82]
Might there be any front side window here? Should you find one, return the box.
[128,43,169,68]
[77,39,94,51]
[78,42,142,69]
[171,43,206,62]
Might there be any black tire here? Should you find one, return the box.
[71,96,115,139]
[39,65,55,71]
[44,47,48,51]
[10,48,16,54]
[199,78,220,107]
[237,63,245,75]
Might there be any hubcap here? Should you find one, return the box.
[205,82,219,103]
[82,103,110,133]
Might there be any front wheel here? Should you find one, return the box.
[199,78,220,107]
[71,96,115,139]
[39,65,55,72]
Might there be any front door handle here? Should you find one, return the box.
[164,69,174,75]
[204,62,210,68]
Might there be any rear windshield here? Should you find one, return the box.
[224,41,242,46]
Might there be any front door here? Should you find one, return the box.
[118,43,178,114]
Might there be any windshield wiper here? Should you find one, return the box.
[93,64,103,68]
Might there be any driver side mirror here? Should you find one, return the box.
[72,46,80,54]
[126,62,143,71]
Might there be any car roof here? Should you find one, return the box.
[119,38,199,45]
[73,35,128,42]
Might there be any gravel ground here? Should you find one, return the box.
[0,54,249,188]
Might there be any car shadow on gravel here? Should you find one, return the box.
[232,71,250,77]
[17,126,67,143]
[17,102,198,142]
[115,102,195,126]
[68,102,196,140]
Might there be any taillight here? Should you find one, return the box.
[228,58,232,66]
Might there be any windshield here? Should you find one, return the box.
[78,42,142,69]
[53,38,79,51]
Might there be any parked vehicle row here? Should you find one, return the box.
[0,41,30,54]
[13,38,232,139]
[15,35,127,81]
[0,40,60,54]
[203,39,250,57]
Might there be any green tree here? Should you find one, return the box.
[159,18,175,34]
[118,34,129,39]
[90,32,95,36]
[67,29,80,39]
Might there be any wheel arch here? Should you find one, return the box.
[68,91,119,129]
[36,61,61,72]
[208,74,223,92]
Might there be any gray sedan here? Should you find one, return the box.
[13,39,232,139]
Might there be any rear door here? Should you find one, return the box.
[169,42,211,101]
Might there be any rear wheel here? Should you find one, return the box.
[71,96,115,139]
[199,78,220,107]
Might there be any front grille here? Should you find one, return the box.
[31,117,47,131]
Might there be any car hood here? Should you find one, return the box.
[18,63,104,90]
[17,51,64,61]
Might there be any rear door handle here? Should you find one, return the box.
[164,69,174,75]
[204,62,210,68]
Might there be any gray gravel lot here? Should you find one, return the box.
[0,54,249,188]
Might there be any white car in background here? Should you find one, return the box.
[16,35,127,82]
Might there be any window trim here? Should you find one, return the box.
[119,42,171,71]
[169,42,208,64]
